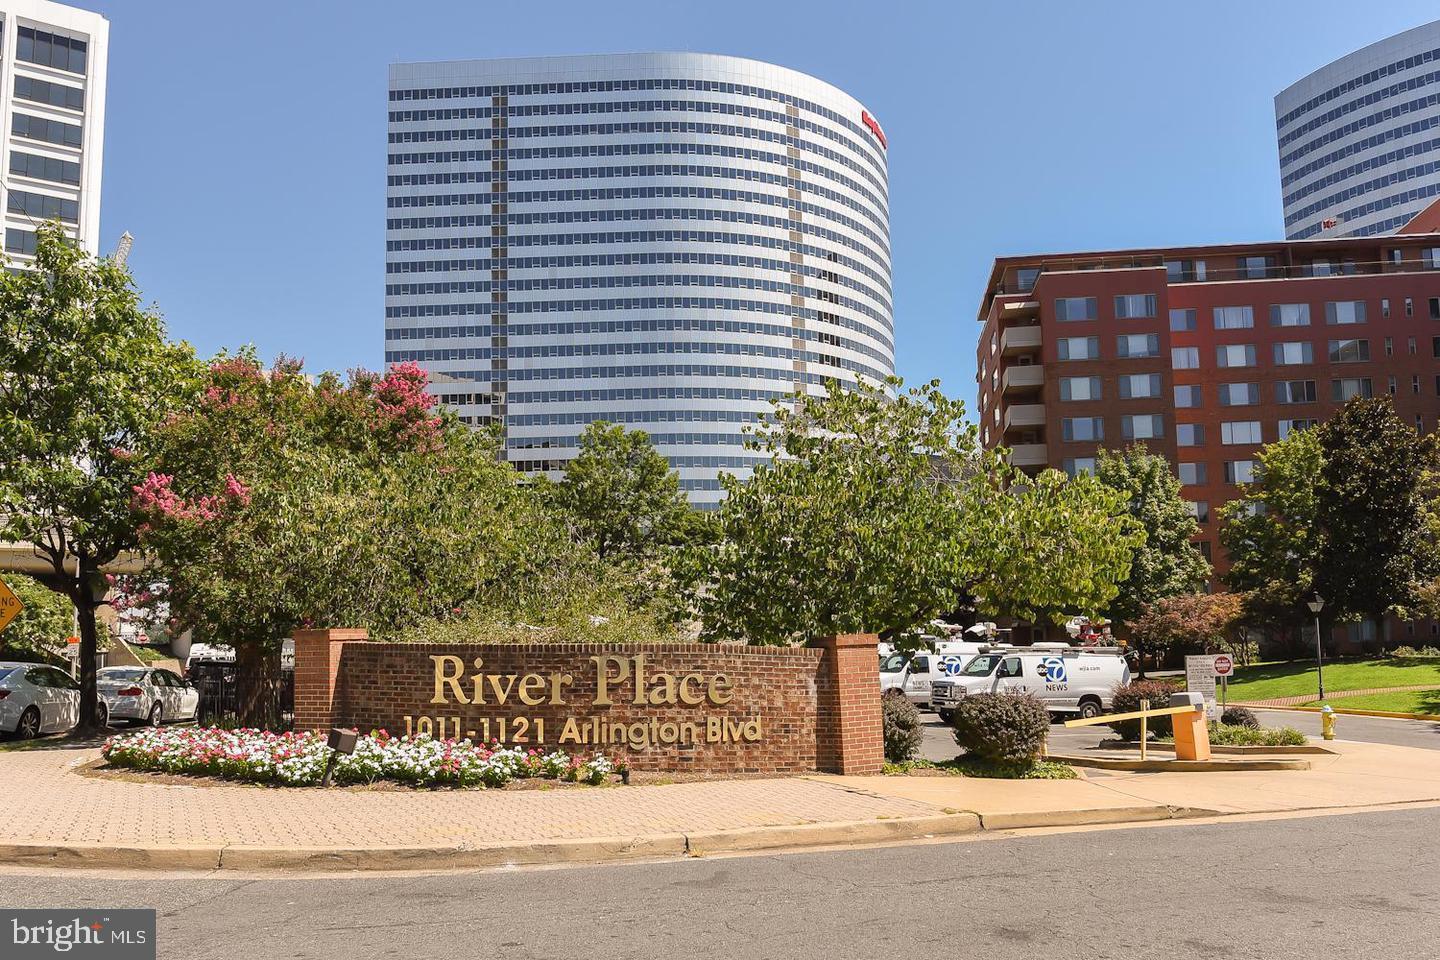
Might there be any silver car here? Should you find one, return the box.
[97,666,200,726]
[0,662,80,739]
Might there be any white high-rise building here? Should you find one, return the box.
[1277,20,1440,240]
[0,0,106,259]
[385,53,893,506]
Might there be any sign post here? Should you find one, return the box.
[1213,654,1234,712]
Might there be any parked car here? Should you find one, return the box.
[97,666,200,726]
[0,662,80,739]
[931,647,1130,723]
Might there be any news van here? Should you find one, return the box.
[930,645,1129,722]
[880,640,992,709]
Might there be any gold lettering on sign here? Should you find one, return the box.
[430,655,469,705]
[592,654,631,706]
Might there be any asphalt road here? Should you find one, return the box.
[4,807,1438,959]
[919,705,1440,761]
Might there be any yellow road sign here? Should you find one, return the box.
[0,578,22,634]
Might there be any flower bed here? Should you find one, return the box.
[101,727,621,788]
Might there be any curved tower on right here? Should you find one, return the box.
[1278,20,1440,240]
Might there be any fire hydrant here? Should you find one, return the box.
[1321,704,1336,741]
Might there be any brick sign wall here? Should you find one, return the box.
[294,631,882,775]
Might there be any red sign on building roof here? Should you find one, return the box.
[861,110,887,149]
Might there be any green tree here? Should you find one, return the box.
[0,573,75,662]
[134,355,538,724]
[695,378,983,645]
[551,421,694,562]
[962,466,1143,625]
[1093,445,1210,627]
[1220,425,1323,653]
[1314,397,1439,641]
[0,224,202,729]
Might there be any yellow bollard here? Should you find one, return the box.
[1322,705,1336,740]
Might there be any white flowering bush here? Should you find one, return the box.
[102,727,621,788]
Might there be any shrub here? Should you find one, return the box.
[881,689,924,763]
[1220,706,1259,729]
[951,691,1050,765]
[1107,680,1182,740]
[1393,645,1440,659]
[1207,723,1306,747]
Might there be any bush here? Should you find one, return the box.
[1107,680,1182,740]
[1207,723,1306,747]
[881,689,924,763]
[951,691,1050,765]
[1220,706,1259,729]
[1390,645,1440,659]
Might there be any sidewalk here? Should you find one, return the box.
[5,738,1440,872]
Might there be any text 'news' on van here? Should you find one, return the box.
[929,646,1130,723]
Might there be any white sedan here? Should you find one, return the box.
[0,661,80,738]
[97,666,200,726]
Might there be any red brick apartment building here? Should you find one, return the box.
[975,211,1440,645]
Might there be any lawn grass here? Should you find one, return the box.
[1223,658,1440,701]
[1303,689,1440,715]
[883,757,1078,780]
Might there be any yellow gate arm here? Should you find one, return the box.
[1064,704,1202,727]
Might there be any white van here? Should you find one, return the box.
[880,641,991,709]
[930,647,1130,722]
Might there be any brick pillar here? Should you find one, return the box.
[292,628,367,733]
[812,632,883,775]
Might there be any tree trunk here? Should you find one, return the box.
[74,583,102,732]
[235,642,282,729]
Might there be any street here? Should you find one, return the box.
[4,807,1437,959]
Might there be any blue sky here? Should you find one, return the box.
[79,0,1440,409]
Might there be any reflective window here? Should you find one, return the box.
[1172,347,1200,370]
[1116,334,1159,358]
[1121,414,1164,440]
[1169,308,1196,332]
[16,26,88,74]
[1213,306,1254,330]
[7,190,78,223]
[1061,417,1103,442]
[1114,294,1157,319]
[1221,421,1263,445]
[1275,380,1317,404]
[1273,341,1314,365]
[1177,462,1206,485]
[1218,382,1260,406]
[1118,373,1161,399]
[13,75,84,111]
[1055,297,1098,321]
[9,151,81,185]
[11,113,82,148]
[1215,344,1257,368]
[1325,301,1367,325]
[1174,385,1202,407]
[1059,376,1102,401]
[1269,303,1311,327]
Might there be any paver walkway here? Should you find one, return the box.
[6,737,1440,870]
[1233,684,1439,708]
[0,746,937,849]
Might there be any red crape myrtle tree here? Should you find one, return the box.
[133,354,538,726]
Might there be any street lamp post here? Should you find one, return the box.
[1307,594,1326,702]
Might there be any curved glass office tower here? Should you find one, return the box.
[384,53,893,505]
[1278,20,1440,239]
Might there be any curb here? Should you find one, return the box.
[1238,703,1440,722]
[2,803,1241,873]
[1103,741,1337,756]
[978,805,1215,830]
[1050,753,1311,772]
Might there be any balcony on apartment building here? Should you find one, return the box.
[1006,443,1048,468]
[999,324,1042,356]
[1002,402,1046,433]
[1001,363,1044,394]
